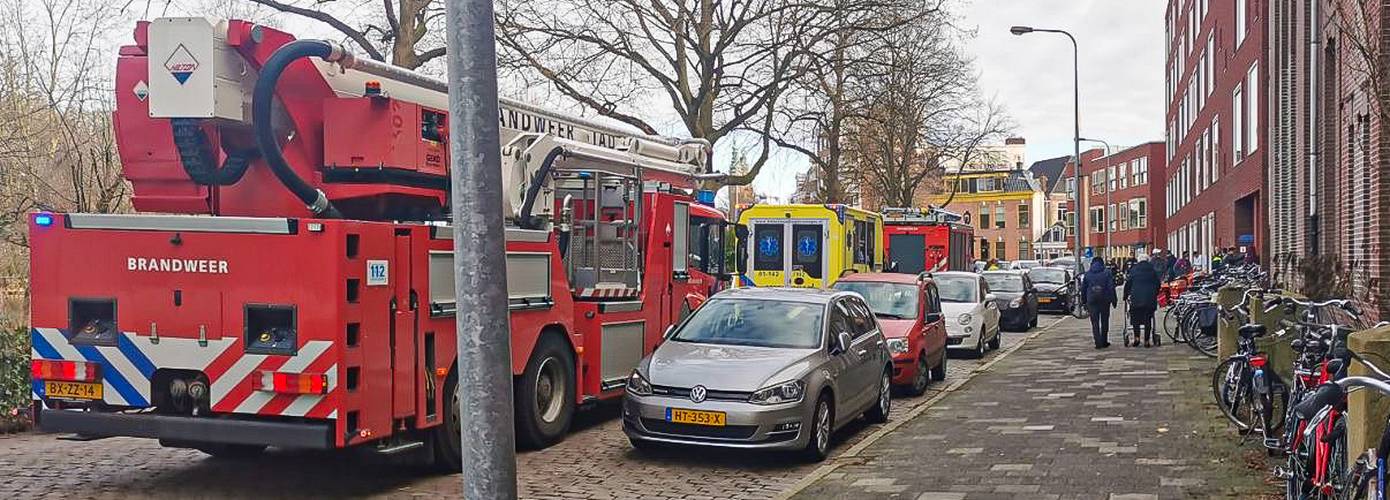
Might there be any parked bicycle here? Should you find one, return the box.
[1212,288,1289,447]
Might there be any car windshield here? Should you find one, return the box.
[1029,268,1068,284]
[934,276,978,303]
[1015,261,1039,269]
[670,298,823,349]
[832,282,918,319]
[983,274,1025,292]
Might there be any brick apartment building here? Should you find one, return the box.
[1264,0,1390,318]
[1082,142,1169,259]
[1164,0,1268,263]
[929,168,1048,262]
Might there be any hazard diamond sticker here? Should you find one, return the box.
[164,44,199,85]
[132,80,148,102]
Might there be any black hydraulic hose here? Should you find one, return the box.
[252,39,342,218]
[517,147,565,229]
[171,118,259,186]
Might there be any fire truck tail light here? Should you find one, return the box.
[31,359,100,382]
[256,371,327,395]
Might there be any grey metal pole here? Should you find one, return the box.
[444,0,517,497]
[1011,25,1083,312]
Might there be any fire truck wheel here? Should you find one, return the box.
[515,334,576,449]
[193,443,267,459]
[433,371,464,471]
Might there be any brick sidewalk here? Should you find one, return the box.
[790,310,1272,500]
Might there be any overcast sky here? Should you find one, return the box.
[749,0,1168,200]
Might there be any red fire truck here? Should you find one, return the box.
[880,207,974,274]
[28,17,731,465]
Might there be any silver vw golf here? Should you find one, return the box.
[622,288,892,461]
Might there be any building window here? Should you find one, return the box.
[1211,118,1221,181]
[1019,240,1031,260]
[980,239,991,260]
[997,241,1007,261]
[1018,204,1030,228]
[1136,198,1148,228]
[1108,203,1117,232]
[1065,211,1076,235]
[1108,165,1118,191]
[979,204,990,229]
[1233,84,1244,161]
[1117,202,1129,231]
[1247,63,1259,152]
[1135,157,1148,185]
[1090,206,1105,233]
[1236,0,1246,47]
[1118,162,1128,190]
[994,205,1006,229]
[1066,178,1076,200]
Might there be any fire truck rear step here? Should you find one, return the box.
[372,440,426,455]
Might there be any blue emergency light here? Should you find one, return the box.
[34,213,54,227]
[696,189,716,206]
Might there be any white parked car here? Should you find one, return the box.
[930,272,1002,358]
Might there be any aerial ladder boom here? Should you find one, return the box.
[123,17,711,223]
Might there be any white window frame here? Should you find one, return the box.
[1247,63,1259,152]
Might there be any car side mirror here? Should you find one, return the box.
[733,224,748,275]
[831,331,853,355]
[924,312,943,323]
[985,293,998,302]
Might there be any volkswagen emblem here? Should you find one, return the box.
[689,385,707,403]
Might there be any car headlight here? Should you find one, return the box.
[886,338,909,354]
[749,380,805,405]
[1009,298,1023,308]
[626,370,652,396]
[958,313,972,325]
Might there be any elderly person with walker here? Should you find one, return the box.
[1123,252,1162,347]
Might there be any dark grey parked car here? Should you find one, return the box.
[622,288,893,462]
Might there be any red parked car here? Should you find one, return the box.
[832,272,949,395]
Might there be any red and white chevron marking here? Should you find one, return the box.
[206,340,338,419]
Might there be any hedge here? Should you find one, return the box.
[0,326,30,433]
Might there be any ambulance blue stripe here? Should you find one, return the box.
[32,380,45,398]
[73,344,148,407]
[30,329,61,360]
[116,334,157,378]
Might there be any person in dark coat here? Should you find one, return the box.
[1081,258,1117,348]
[1124,252,1162,347]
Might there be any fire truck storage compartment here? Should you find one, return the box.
[600,320,645,387]
[427,228,554,315]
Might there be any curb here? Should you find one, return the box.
[772,315,1072,500]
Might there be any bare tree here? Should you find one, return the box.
[845,20,1010,209]
[495,0,906,185]
[231,0,446,70]
[0,0,128,250]
[763,3,942,203]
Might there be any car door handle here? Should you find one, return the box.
[856,349,868,356]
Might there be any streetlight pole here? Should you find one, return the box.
[1011,25,1083,314]
[1080,138,1112,260]
[445,0,517,497]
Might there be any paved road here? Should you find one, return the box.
[0,319,1050,499]
[789,307,1271,500]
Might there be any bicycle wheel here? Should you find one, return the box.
[1189,325,1219,358]
[1162,305,1184,343]
[1212,358,1255,432]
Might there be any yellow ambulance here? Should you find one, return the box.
[736,204,883,288]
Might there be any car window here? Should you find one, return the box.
[831,281,919,319]
[828,301,853,337]
[983,273,1025,293]
[924,284,941,315]
[934,275,978,303]
[1028,268,1068,284]
[845,298,877,338]
[979,278,989,300]
[670,298,824,349]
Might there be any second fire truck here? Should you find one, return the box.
[29,17,731,465]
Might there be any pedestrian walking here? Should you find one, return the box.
[1082,258,1117,349]
[1124,252,1161,347]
